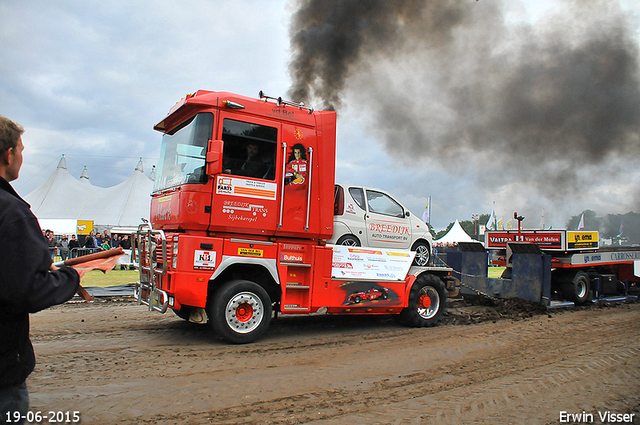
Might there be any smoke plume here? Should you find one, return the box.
[288,0,640,217]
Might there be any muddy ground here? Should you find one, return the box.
[26,296,640,424]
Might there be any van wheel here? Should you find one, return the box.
[411,241,431,266]
[208,280,272,344]
[337,235,360,246]
[398,274,446,327]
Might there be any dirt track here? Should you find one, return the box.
[27,298,640,424]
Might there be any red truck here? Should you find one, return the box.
[135,90,457,343]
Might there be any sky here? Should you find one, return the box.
[2,0,639,232]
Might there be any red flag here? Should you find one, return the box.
[72,254,123,278]
[55,248,126,300]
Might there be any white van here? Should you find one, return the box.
[330,184,433,266]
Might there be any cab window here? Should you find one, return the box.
[366,190,404,218]
[222,119,277,180]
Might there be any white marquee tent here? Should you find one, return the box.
[435,219,474,244]
[24,156,154,232]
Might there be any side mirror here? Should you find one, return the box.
[405,211,411,217]
[206,140,224,176]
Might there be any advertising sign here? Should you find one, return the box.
[486,230,600,251]
[567,231,599,249]
[76,220,94,235]
[485,231,563,249]
[330,245,415,282]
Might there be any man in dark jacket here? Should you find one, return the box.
[0,116,80,423]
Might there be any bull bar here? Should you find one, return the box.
[135,222,169,313]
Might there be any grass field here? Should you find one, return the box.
[488,266,505,278]
[81,269,139,288]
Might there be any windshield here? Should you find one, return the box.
[154,113,214,192]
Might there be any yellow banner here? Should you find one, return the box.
[567,231,598,249]
[76,220,93,235]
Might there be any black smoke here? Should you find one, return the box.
[288,0,640,212]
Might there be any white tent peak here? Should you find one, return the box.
[149,165,156,181]
[80,166,90,181]
[135,157,144,173]
[435,219,474,244]
[57,155,67,170]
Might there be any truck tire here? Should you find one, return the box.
[208,280,272,344]
[398,274,446,327]
[336,234,360,246]
[562,271,590,305]
[411,241,431,266]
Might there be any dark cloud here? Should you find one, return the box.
[288,0,640,211]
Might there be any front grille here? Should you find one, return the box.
[155,235,172,268]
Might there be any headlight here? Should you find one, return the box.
[172,235,179,268]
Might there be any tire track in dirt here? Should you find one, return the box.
[27,301,639,424]
[128,306,639,424]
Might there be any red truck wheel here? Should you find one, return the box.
[208,280,272,344]
[398,274,446,327]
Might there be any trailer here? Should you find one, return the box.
[458,228,640,307]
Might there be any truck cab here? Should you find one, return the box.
[330,184,433,265]
[150,90,336,239]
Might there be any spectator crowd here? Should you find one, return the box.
[43,229,131,261]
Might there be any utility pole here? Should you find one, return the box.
[472,213,479,240]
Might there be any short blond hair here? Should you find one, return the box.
[0,115,24,155]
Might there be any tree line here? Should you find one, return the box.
[566,210,639,245]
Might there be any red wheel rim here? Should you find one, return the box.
[235,302,254,322]
[417,294,432,309]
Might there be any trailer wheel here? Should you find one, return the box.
[336,234,360,246]
[562,271,590,305]
[398,274,446,327]
[208,280,272,344]
[411,241,431,266]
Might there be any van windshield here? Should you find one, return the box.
[154,113,214,192]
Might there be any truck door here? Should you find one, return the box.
[210,114,281,235]
[276,123,319,238]
[363,189,412,249]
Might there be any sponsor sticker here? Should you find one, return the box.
[386,251,411,257]
[194,250,216,270]
[217,176,277,200]
[281,253,304,262]
[349,248,383,255]
[238,248,264,257]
